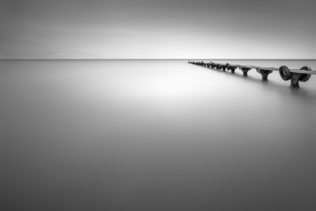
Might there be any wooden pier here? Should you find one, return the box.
[189,61,316,88]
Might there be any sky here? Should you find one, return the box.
[1,0,316,59]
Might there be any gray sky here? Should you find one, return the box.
[1,0,316,59]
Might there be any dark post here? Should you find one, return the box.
[290,73,301,89]
[240,67,251,76]
[257,69,273,81]
[230,66,237,74]
[220,65,226,71]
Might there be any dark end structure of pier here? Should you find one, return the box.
[188,61,315,89]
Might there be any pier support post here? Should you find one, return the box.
[257,69,273,81]
[290,73,301,89]
[230,66,237,74]
[240,67,251,76]
[279,66,312,89]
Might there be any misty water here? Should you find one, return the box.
[1,60,316,211]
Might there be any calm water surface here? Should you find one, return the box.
[1,60,316,211]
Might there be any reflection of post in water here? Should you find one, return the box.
[188,60,315,89]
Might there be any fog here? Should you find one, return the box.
[1,60,316,211]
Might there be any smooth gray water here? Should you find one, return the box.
[1,60,316,211]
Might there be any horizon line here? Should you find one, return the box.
[1,58,316,61]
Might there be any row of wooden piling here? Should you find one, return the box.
[188,61,314,88]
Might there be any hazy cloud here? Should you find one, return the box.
[1,0,316,59]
